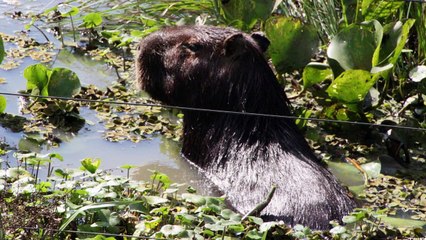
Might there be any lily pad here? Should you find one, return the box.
[48,67,81,97]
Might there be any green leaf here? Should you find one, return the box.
[83,12,103,28]
[327,23,380,77]
[218,0,275,30]
[379,216,426,228]
[327,70,376,103]
[57,4,79,17]
[181,193,207,206]
[295,109,312,129]
[48,153,64,161]
[80,158,101,174]
[220,209,241,221]
[330,225,347,235]
[120,164,136,169]
[150,171,171,189]
[144,196,169,205]
[5,167,32,179]
[302,63,333,88]
[379,20,415,65]
[0,37,5,64]
[0,95,6,113]
[160,225,185,237]
[362,1,404,22]
[48,67,81,97]
[342,215,358,224]
[246,229,264,240]
[409,65,426,82]
[23,64,49,94]
[59,201,142,232]
[360,160,381,179]
[101,30,121,39]
[266,17,318,73]
[327,161,365,188]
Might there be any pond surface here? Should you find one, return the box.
[0,0,207,191]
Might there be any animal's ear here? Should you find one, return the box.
[223,33,249,56]
[251,32,270,52]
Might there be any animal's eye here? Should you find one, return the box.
[182,43,202,52]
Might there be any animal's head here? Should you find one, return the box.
[135,25,277,110]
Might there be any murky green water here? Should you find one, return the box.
[0,0,206,191]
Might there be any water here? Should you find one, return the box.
[0,0,206,190]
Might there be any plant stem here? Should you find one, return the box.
[69,14,76,42]
[241,185,276,220]
[32,24,50,43]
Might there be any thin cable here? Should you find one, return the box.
[1,91,425,132]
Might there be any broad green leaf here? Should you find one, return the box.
[220,209,241,221]
[327,23,379,77]
[327,70,377,103]
[144,196,169,205]
[0,37,4,64]
[246,229,263,239]
[409,65,426,82]
[80,158,101,174]
[6,167,32,178]
[101,30,121,39]
[18,137,43,153]
[160,225,185,237]
[370,63,393,74]
[379,20,415,65]
[265,17,318,73]
[342,215,358,224]
[330,225,347,235]
[23,64,49,94]
[59,201,142,232]
[360,160,381,179]
[48,153,64,161]
[83,12,102,28]
[120,164,136,169]
[150,171,171,189]
[380,216,426,228]
[219,0,275,30]
[227,223,245,233]
[181,193,207,206]
[57,4,79,17]
[362,1,404,22]
[302,63,333,88]
[0,95,6,113]
[48,67,81,97]
[364,20,384,67]
[327,161,365,187]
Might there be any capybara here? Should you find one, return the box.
[135,25,355,229]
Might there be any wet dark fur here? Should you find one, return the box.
[136,25,355,229]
